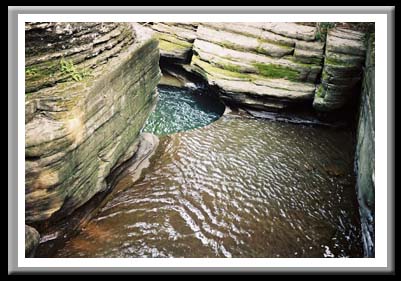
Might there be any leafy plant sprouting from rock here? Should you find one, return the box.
[59,58,90,82]
[25,67,38,76]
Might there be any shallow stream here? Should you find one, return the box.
[51,86,363,258]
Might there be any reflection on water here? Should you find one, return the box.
[53,113,362,258]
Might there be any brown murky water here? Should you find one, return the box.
[52,113,362,258]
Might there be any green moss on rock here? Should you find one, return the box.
[192,56,250,80]
[321,70,329,81]
[325,57,355,67]
[315,84,325,98]
[159,39,189,52]
[257,38,293,50]
[221,63,245,73]
[253,63,300,80]
[156,33,192,49]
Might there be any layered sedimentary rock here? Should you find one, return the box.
[145,22,198,64]
[149,22,368,113]
[355,34,375,257]
[25,22,161,229]
[190,23,325,110]
[313,28,366,111]
[150,22,325,110]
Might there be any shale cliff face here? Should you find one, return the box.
[25,23,161,255]
[148,22,367,113]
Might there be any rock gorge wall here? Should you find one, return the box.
[313,28,366,111]
[190,23,323,111]
[25,23,161,256]
[355,34,375,257]
[147,22,366,113]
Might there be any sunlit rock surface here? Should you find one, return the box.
[25,23,161,224]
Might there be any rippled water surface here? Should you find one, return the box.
[53,105,362,257]
[143,86,224,135]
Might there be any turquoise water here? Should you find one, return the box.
[143,86,225,135]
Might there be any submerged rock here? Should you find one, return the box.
[25,23,161,225]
